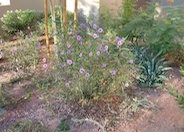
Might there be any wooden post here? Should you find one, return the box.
[44,0,50,56]
[63,0,67,31]
[74,0,78,29]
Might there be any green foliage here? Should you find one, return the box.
[134,46,171,87]
[8,35,40,74]
[122,0,136,24]
[180,64,184,76]
[1,10,42,35]
[169,87,184,109]
[39,7,74,34]
[12,120,48,132]
[56,119,70,132]
[120,3,184,64]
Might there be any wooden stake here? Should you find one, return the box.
[74,0,78,29]
[63,0,67,31]
[44,0,50,56]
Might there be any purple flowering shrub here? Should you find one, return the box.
[57,22,135,101]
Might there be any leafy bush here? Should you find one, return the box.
[133,46,171,87]
[56,22,135,102]
[1,9,42,35]
[8,35,40,74]
[120,3,184,64]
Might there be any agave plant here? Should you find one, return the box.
[137,50,171,88]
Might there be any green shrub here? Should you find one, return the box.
[120,3,184,64]
[8,35,40,74]
[56,22,135,102]
[134,46,171,88]
[1,9,42,35]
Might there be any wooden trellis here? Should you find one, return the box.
[44,0,78,56]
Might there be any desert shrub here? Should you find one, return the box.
[1,9,43,35]
[8,35,40,75]
[12,120,48,132]
[119,3,184,64]
[133,46,171,88]
[56,22,135,102]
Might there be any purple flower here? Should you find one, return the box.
[79,52,83,58]
[93,33,98,39]
[65,82,70,88]
[76,35,82,41]
[80,23,86,29]
[79,67,85,74]
[98,44,103,51]
[102,63,107,68]
[89,51,93,57]
[67,59,73,65]
[117,38,126,47]
[129,59,134,64]
[110,70,117,76]
[61,62,66,68]
[104,45,109,51]
[9,117,16,122]
[115,36,121,43]
[85,72,90,78]
[43,64,48,69]
[98,28,103,33]
[67,43,71,48]
[93,24,97,30]
[43,58,47,63]
[67,50,72,55]
[96,51,101,56]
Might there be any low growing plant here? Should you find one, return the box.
[169,87,184,109]
[12,120,48,132]
[8,35,40,75]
